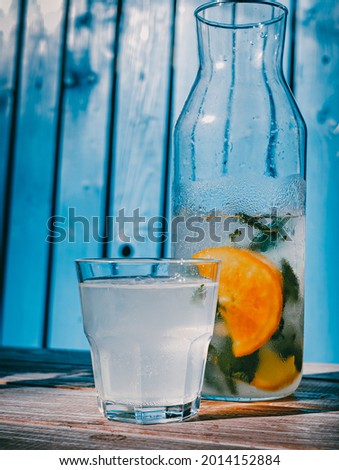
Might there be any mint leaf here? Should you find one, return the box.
[281,259,299,303]
[229,228,243,242]
[204,343,237,395]
[236,213,290,252]
[215,336,259,387]
[191,284,206,305]
[271,339,303,373]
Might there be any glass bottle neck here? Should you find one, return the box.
[196,5,286,80]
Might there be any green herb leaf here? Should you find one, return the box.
[214,336,260,387]
[271,317,285,340]
[237,213,272,233]
[293,346,303,372]
[191,284,206,305]
[204,343,236,395]
[229,348,260,384]
[229,228,243,242]
[270,310,303,373]
[236,213,290,252]
[281,259,300,303]
[271,339,303,373]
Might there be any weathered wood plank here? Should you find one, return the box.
[0,385,338,450]
[2,0,65,348]
[0,421,247,450]
[294,0,339,363]
[0,349,338,450]
[48,0,118,349]
[108,0,173,258]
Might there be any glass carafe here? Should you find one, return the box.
[172,1,306,401]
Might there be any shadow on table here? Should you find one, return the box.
[0,364,94,389]
[194,372,339,422]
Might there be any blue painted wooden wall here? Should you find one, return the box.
[0,0,338,362]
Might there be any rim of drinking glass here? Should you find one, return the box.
[194,1,287,30]
[75,258,221,265]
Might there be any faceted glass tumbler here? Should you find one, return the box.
[75,258,220,424]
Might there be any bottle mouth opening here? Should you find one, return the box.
[195,1,287,29]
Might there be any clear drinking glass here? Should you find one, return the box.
[172,1,306,401]
[75,258,220,424]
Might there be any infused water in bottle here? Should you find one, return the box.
[172,1,306,400]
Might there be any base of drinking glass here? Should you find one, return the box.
[98,396,201,424]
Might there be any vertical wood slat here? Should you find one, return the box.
[294,0,339,362]
[48,0,118,349]
[108,0,173,259]
[1,0,65,347]
[0,0,20,250]
[0,0,22,344]
[0,0,21,341]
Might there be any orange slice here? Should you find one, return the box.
[193,247,283,357]
[251,346,299,391]
[249,251,283,288]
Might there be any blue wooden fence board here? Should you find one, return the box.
[0,0,338,362]
[2,0,65,347]
[48,0,117,349]
[108,0,173,259]
[0,1,19,253]
[295,0,339,362]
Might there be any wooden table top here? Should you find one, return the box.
[0,347,338,450]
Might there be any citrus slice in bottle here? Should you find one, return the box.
[250,346,299,391]
[193,247,283,357]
